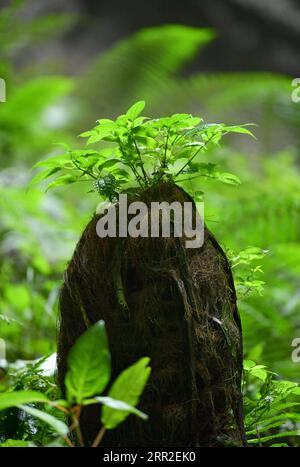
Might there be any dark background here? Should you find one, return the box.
[11,0,300,75]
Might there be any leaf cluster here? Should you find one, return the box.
[0,321,151,447]
[31,101,254,201]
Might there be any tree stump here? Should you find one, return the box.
[57,182,246,447]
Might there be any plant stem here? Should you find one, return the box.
[72,159,97,180]
[162,129,170,168]
[174,146,203,178]
[64,436,75,448]
[128,162,144,187]
[119,140,143,187]
[92,425,107,447]
[50,402,69,414]
[133,138,148,186]
[71,406,84,447]
[174,134,214,178]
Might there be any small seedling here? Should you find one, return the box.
[31,101,255,201]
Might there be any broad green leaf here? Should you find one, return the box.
[98,158,125,171]
[85,124,117,144]
[217,172,241,186]
[126,101,145,121]
[33,155,71,169]
[96,119,115,125]
[46,174,77,191]
[70,149,104,159]
[65,320,111,404]
[243,360,257,371]
[249,367,268,382]
[0,391,49,411]
[79,130,94,138]
[133,125,157,138]
[224,125,256,139]
[95,396,148,421]
[30,167,61,186]
[182,142,204,148]
[89,134,117,145]
[18,404,69,437]
[116,115,127,126]
[135,135,158,148]
[246,420,293,435]
[102,357,151,429]
[97,147,117,158]
[170,114,201,128]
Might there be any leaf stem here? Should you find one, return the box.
[72,159,97,180]
[162,129,170,168]
[92,425,107,447]
[133,138,148,186]
[119,140,143,187]
[71,406,84,447]
[174,133,215,178]
[50,402,69,414]
[64,436,75,448]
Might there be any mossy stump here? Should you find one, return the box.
[57,182,246,447]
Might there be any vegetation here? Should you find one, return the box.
[0,1,300,447]
[31,100,252,198]
[0,321,150,447]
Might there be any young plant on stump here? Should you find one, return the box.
[32,101,254,446]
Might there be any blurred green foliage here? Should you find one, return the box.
[0,1,300,446]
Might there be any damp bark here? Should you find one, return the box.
[57,182,247,447]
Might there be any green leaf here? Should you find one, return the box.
[45,174,77,191]
[0,439,34,447]
[223,125,256,139]
[30,167,61,186]
[65,320,111,404]
[84,124,117,144]
[243,360,257,371]
[126,101,145,121]
[246,420,292,436]
[170,114,201,128]
[95,396,148,421]
[0,391,49,411]
[133,125,157,138]
[96,118,115,125]
[33,155,71,169]
[98,158,125,171]
[101,357,151,429]
[70,149,104,159]
[182,142,204,148]
[79,130,94,138]
[18,404,69,437]
[217,172,241,186]
[250,367,268,382]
